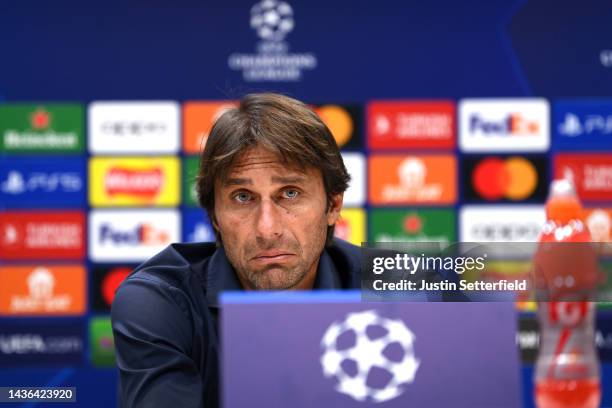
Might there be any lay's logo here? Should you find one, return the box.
[89,157,179,207]
[105,167,163,197]
[334,208,365,246]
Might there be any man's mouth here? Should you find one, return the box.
[251,251,295,263]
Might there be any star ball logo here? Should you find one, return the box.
[228,0,318,82]
[250,0,294,41]
[320,310,419,403]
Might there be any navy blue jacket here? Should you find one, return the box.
[111,239,363,408]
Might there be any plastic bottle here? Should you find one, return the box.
[534,179,601,408]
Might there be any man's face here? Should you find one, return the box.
[213,146,343,290]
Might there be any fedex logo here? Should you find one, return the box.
[469,113,539,136]
[89,210,179,262]
[99,223,169,245]
[460,99,549,152]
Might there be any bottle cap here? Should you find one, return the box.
[546,179,583,223]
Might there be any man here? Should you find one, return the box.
[111,93,362,407]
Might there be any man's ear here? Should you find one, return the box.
[326,193,344,226]
[211,212,219,232]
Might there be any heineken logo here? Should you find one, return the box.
[403,214,423,234]
[371,209,456,244]
[30,108,51,130]
[0,104,84,153]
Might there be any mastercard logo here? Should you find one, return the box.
[102,267,131,306]
[472,157,538,200]
[315,105,353,147]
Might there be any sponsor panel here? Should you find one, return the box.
[89,157,180,207]
[0,265,85,316]
[369,208,456,244]
[182,209,215,243]
[459,99,549,152]
[0,211,85,260]
[334,208,365,246]
[89,317,116,367]
[0,104,84,154]
[459,205,546,242]
[554,100,612,149]
[584,208,612,254]
[367,101,455,149]
[0,157,86,208]
[462,155,547,202]
[555,154,612,202]
[0,321,84,366]
[89,209,180,262]
[88,101,179,154]
[92,265,135,312]
[369,154,457,205]
[313,104,362,149]
[183,156,200,207]
[596,317,612,362]
[598,261,612,309]
[341,152,365,206]
[517,315,539,364]
[183,101,238,154]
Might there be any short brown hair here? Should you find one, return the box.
[195,93,350,245]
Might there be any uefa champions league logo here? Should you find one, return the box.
[227,0,317,81]
[250,0,294,42]
[320,310,420,403]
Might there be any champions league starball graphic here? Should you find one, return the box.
[320,310,420,403]
[250,0,294,42]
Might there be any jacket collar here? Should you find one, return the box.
[205,246,342,308]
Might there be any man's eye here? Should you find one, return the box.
[233,192,252,203]
[283,189,299,199]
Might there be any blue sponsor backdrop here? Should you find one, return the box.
[182,209,215,243]
[0,0,610,101]
[0,157,86,208]
[0,321,85,366]
[1,1,612,407]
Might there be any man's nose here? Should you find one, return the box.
[254,199,283,240]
